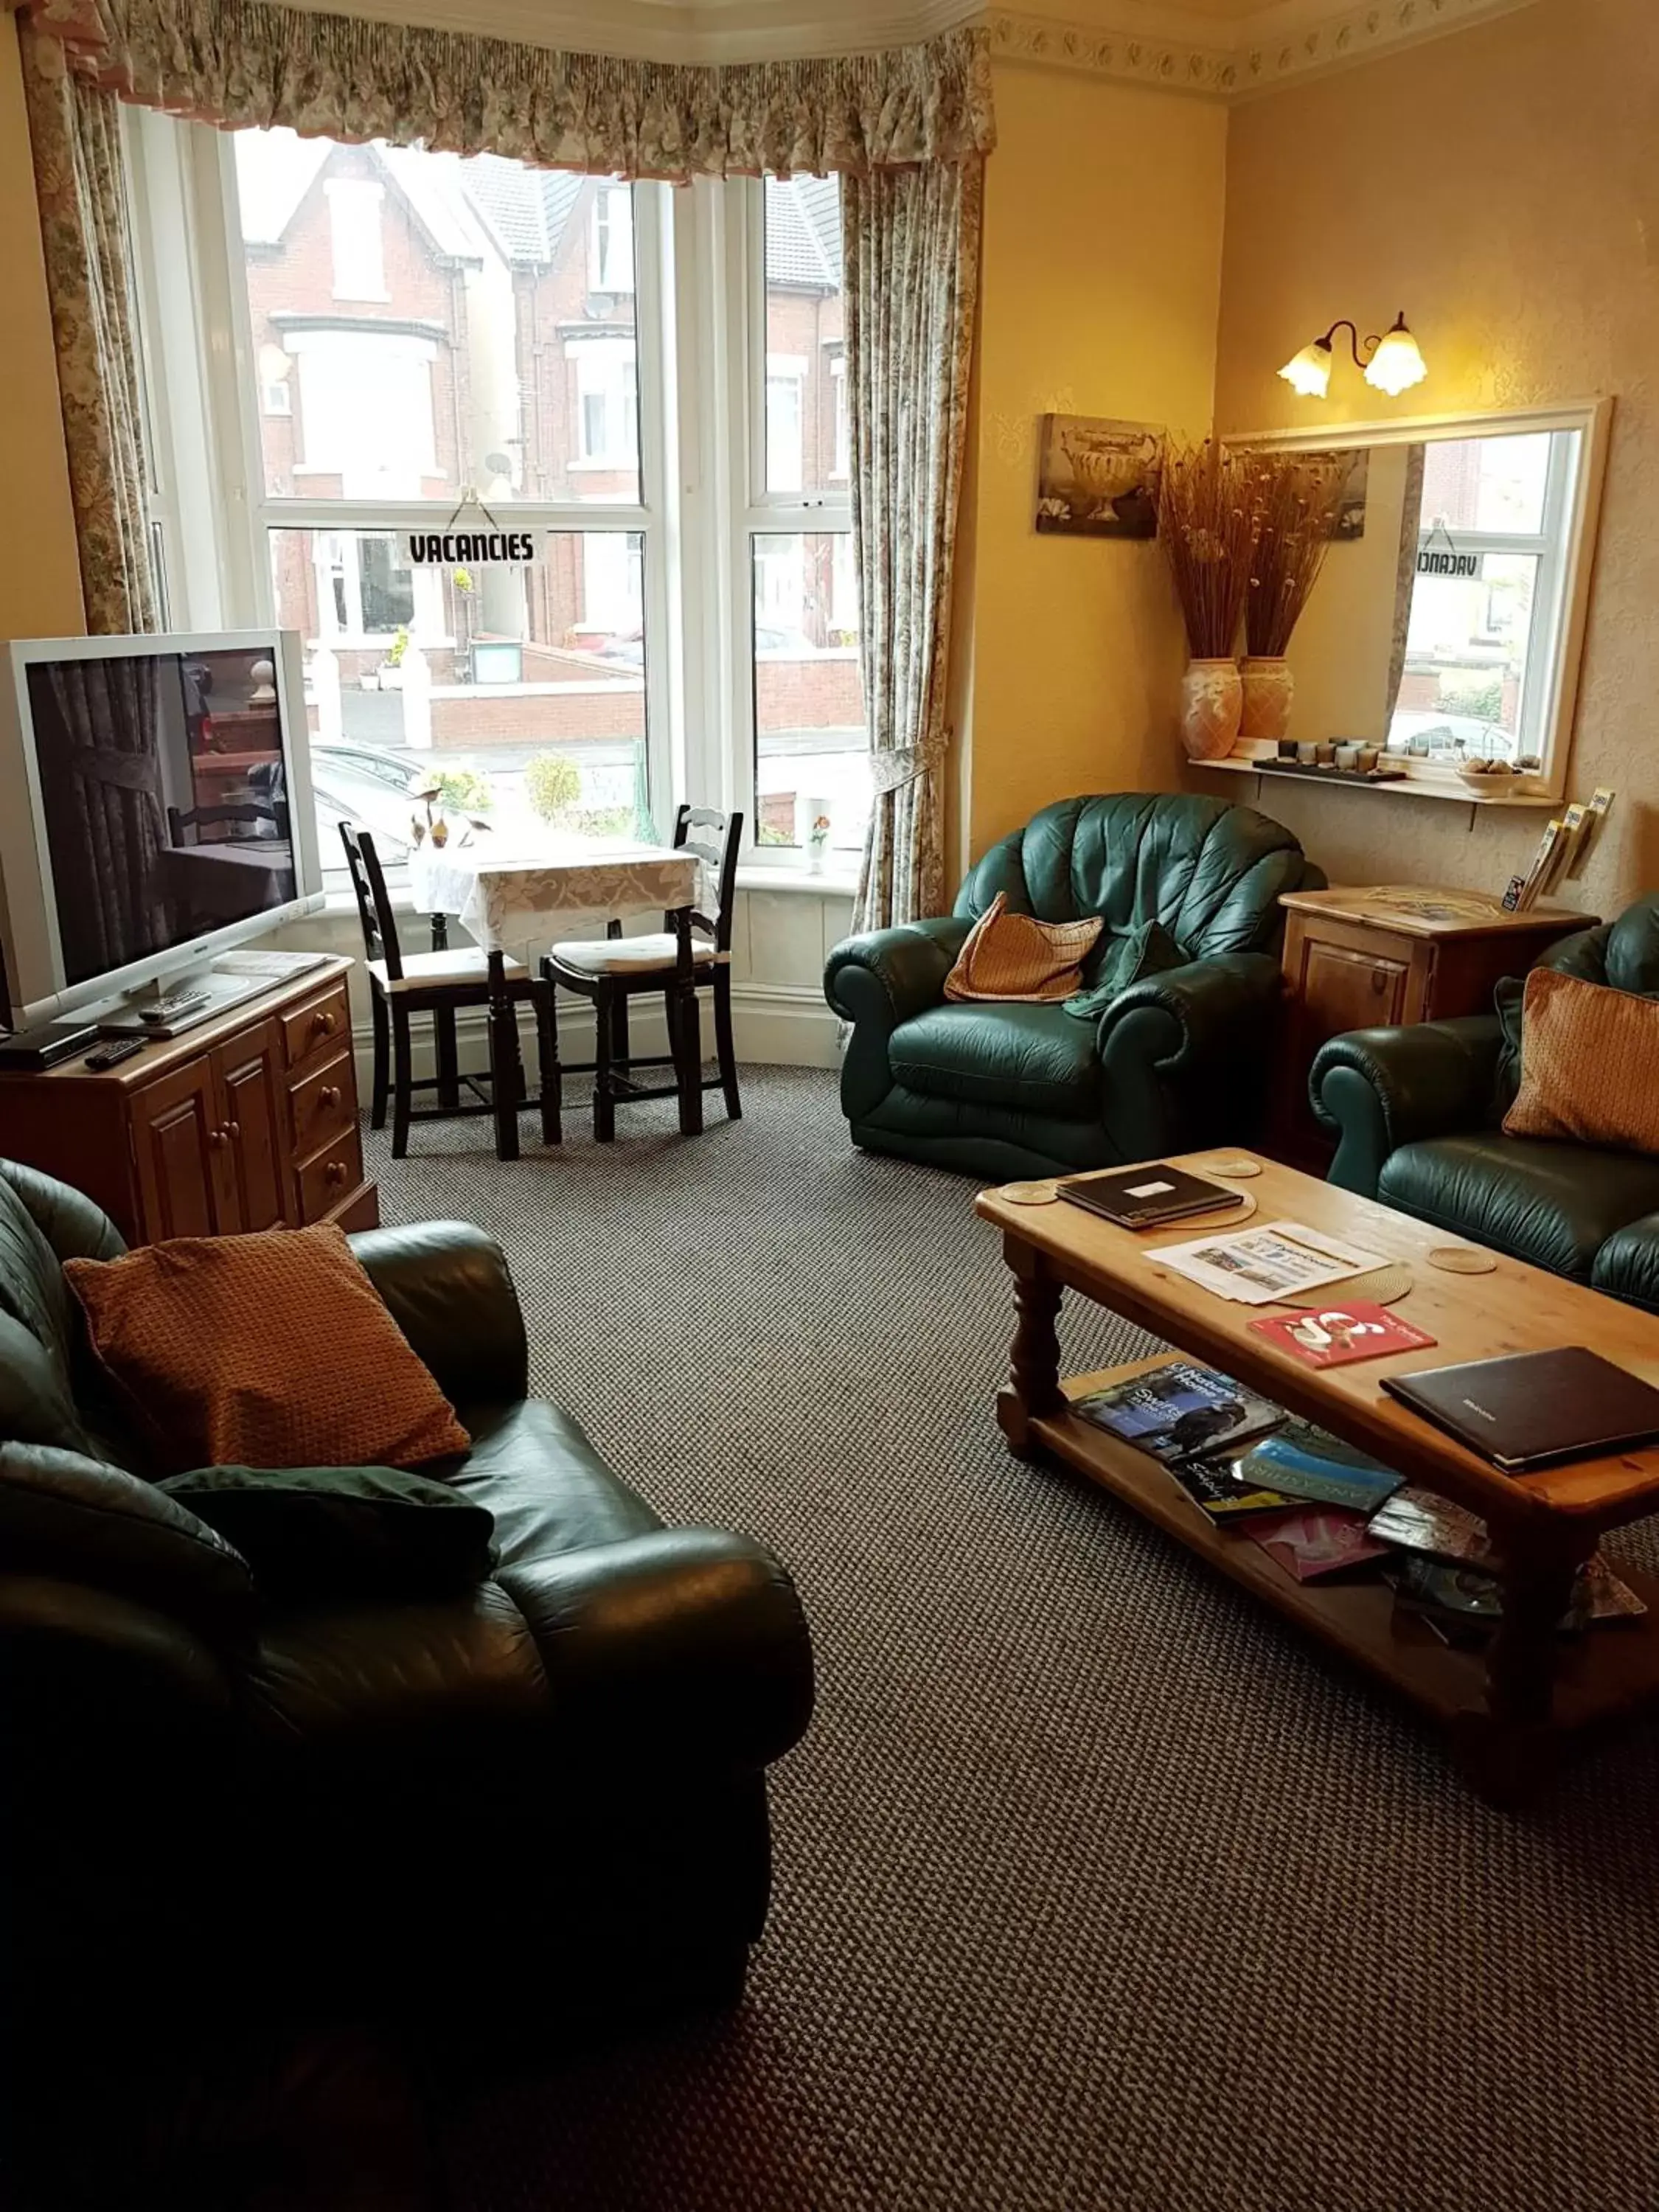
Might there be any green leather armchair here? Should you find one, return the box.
[824,793,1323,1181]
[1310,895,1659,1310]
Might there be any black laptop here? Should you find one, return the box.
[1057,1163,1244,1232]
[1381,1346,1659,1473]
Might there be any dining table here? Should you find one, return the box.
[405,835,704,1158]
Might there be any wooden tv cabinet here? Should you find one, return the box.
[0,955,378,1245]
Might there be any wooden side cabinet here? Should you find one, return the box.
[1273,886,1597,1164]
[0,955,378,1246]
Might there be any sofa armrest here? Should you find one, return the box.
[1310,1017,1504,1198]
[1096,952,1281,1075]
[504,1528,814,1773]
[351,1222,529,1408]
[824,917,970,1034]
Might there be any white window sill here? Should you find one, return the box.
[737,865,860,897]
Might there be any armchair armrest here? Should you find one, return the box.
[504,1528,814,1773]
[1096,952,1281,1074]
[350,1222,528,1408]
[1310,1016,1504,1198]
[824,917,970,1033]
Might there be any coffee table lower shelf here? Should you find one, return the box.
[1043,1365,1659,1758]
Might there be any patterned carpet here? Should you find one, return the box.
[370,1068,1659,2212]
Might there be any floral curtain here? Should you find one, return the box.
[27,0,994,180]
[19,17,158,633]
[844,156,981,934]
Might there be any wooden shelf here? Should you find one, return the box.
[1194,756,1559,808]
[1048,1363,1659,1738]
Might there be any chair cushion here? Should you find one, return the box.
[942,893,1102,1004]
[447,1397,659,1590]
[368,948,525,993]
[889,1001,1104,1118]
[1592,1217,1659,1314]
[161,1464,498,1601]
[1377,1133,1659,1281]
[64,1223,472,1476]
[1503,968,1659,1155]
[549,932,723,975]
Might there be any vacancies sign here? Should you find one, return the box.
[404,529,537,568]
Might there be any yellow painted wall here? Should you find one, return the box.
[959,60,1228,865]
[0,23,83,640]
[1215,0,1659,917]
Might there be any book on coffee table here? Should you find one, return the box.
[1248,1302,1437,1370]
[1071,1360,1283,1464]
[1242,1507,1391,1583]
[1224,1418,1402,1514]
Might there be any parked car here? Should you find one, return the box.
[310,740,422,860]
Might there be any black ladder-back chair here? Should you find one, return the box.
[542,805,743,1142]
[167,799,288,844]
[338,822,560,1161]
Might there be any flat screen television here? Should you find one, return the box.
[0,630,324,1026]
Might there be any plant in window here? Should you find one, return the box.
[383,625,410,668]
[431,768,493,814]
[525,752,582,826]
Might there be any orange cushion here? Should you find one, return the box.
[943,893,1105,1004]
[65,1224,470,1477]
[1503,967,1659,1155]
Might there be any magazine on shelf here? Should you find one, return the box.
[1242,1508,1391,1583]
[1390,1554,1646,1632]
[1145,1222,1385,1307]
[1225,1419,1403,1515]
[1366,1487,1493,1566]
[1166,1455,1292,1520]
[1071,1360,1284,1464]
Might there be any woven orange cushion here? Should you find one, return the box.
[1503,967,1659,1155]
[65,1223,470,1476]
[944,893,1105,1004]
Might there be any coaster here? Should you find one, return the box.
[1200,1155,1263,1180]
[1428,1245,1498,1276]
[1276,1260,1416,1310]
[1000,1180,1060,1207]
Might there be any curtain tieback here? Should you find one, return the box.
[869,731,948,797]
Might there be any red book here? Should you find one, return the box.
[1248,1301,1436,1370]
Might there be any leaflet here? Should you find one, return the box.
[1146,1220,1385,1307]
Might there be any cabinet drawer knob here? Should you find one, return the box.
[209,1127,229,1150]
[226,1121,240,1139]
[319,1085,342,1109]
[313,1009,338,1035]
[325,1159,347,1186]
[1371,970,1388,993]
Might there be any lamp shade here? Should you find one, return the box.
[1364,316,1428,397]
[1278,341,1333,400]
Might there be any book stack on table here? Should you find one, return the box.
[1071,1360,1645,1635]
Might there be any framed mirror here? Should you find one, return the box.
[1226,400,1611,804]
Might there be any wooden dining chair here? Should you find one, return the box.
[541,805,743,1143]
[338,823,560,1161]
[167,799,282,845]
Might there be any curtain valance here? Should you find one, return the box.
[24,0,994,177]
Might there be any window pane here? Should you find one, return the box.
[1389,550,1541,763]
[271,528,650,860]
[762,177,844,497]
[234,131,641,504]
[752,531,868,854]
[1419,431,1551,538]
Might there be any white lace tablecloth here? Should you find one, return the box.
[407,840,700,950]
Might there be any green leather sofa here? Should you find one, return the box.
[1310,895,1659,1311]
[824,793,1323,1181]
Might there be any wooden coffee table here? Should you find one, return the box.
[976,1153,1659,1801]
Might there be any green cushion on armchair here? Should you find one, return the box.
[824,793,1323,1182]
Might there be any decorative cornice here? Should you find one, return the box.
[987,0,1543,101]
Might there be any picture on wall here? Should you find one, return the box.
[1296,448,1371,540]
[1036,416,1165,539]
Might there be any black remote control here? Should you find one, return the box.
[84,1037,148,1071]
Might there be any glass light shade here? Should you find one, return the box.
[1278,341,1333,400]
[1364,319,1428,397]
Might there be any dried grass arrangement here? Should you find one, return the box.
[1156,440,1261,660]
[1244,453,1351,657]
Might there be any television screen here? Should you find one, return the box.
[16,640,307,1000]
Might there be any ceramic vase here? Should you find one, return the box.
[1239,655,1295,745]
[1180,658,1244,762]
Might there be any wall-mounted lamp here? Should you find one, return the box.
[1278,313,1429,400]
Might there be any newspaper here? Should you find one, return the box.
[1146,1220,1385,1307]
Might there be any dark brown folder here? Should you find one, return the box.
[1382,1346,1659,1472]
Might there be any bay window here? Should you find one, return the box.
[126,115,868,875]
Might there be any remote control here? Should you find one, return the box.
[136,991,212,1025]
[84,1037,148,1070]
